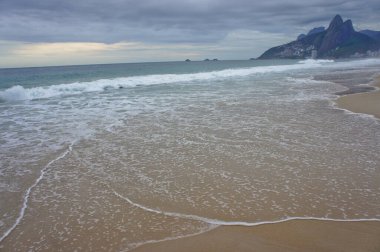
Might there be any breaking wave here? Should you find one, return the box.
[3,58,380,102]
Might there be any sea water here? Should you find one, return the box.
[0,59,380,251]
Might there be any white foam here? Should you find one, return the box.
[0,142,75,243]
[112,188,380,227]
[0,60,339,102]
[2,58,380,103]
[298,59,334,64]
[113,188,380,251]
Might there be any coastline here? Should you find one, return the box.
[131,72,380,252]
[336,75,380,119]
[1,61,380,251]
[132,219,380,252]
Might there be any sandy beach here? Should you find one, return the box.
[2,61,380,251]
[133,220,380,252]
[132,75,380,252]
[337,76,380,119]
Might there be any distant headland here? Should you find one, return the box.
[258,15,380,59]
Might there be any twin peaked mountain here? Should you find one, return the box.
[259,15,380,59]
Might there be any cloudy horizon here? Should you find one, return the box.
[1,0,379,68]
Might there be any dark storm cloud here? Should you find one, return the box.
[1,0,379,43]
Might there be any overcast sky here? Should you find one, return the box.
[1,0,379,67]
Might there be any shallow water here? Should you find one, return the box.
[0,59,380,251]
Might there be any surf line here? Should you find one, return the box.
[112,189,380,227]
[0,142,75,243]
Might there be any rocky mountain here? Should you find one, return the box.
[359,30,380,42]
[297,34,306,40]
[297,27,325,41]
[307,26,325,36]
[259,15,380,59]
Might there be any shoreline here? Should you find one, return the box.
[131,73,380,252]
[336,75,380,119]
[132,219,380,252]
[1,62,380,251]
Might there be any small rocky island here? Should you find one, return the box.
[259,15,380,59]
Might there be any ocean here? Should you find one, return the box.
[0,59,380,251]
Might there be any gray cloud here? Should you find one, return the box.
[1,0,380,44]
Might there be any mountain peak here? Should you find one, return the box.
[319,17,356,55]
[342,19,354,33]
[328,15,344,31]
[258,14,380,59]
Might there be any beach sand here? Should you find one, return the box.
[132,220,380,252]
[132,76,380,252]
[336,76,380,119]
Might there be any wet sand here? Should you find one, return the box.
[2,92,379,252]
[337,76,380,119]
[133,220,380,252]
[132,75,380,252]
